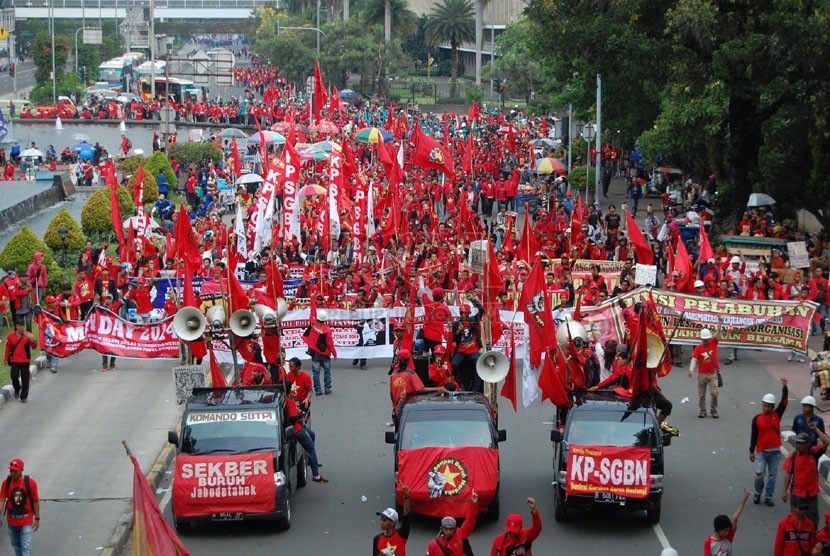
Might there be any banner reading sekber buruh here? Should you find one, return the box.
[566,445,651,499]
[38,308,179,359]
[173,451,276,517]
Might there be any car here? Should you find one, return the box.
[166,386,307,532]
[550,392,672,524]
[385,392,506,520]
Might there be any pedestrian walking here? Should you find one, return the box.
[373,485,411,556]
[1,458,40,556]
[301,309,337,395]
[703,489,751,556]
[749,379,788,506]
[792,396,826,448]
[775,498,816,556]
[689,319,723,418]
[426,491,480,556]
[490,497,542,556]
[782,423,830,529]
[4,319,37,403]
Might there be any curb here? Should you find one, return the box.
[0,356,46,408]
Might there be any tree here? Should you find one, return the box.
[363,0,417,41]
[81,186,135,236]
[487,20,544,104]
[167,143,224,166]
[0,227,65,296]
[474,0,490,85]
[44,208,86,252]
[425,0,475,98]
[32,32,70,90]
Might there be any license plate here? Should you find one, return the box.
[594,492,626,505]
[212,512,243,521]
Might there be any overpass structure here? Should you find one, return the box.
[5,0,270,20]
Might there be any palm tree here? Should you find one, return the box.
[363,0,417,41]
[425,0,475,97]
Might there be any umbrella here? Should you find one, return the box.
[298,184,327,196]
[355,127,393,144]
[300,148,331,162]
[747,193,776,208]
[270,121,311,135]
[310,140,341,153]
[220,128,248,139]
[21,148,44,158]
[122,215,161,231]
[236,173,264,185]
[339,89,358,99]
[534,157,567,175]
[530,138,555,148]
[71,142,94,153]
[248,130,286,145]
[71,132,91,142]
[311,120,340,134]
[115,94,138,104]
[656,166,684,175]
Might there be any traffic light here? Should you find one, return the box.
[8,63,13,78]
[80,66,87,84]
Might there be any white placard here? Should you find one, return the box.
[172,365,205,405]
[635,264,657,286]
[787,241,810,269]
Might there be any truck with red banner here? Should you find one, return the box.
[385,392,507,520]
[550,393,673,523]
[166,386,307,532]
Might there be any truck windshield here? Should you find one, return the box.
[400,409,493,449]
[566,410,656,448]
[181,410,279,454]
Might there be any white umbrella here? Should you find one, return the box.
[236,173,264,185]
[72,132,91,142]
[21,148,44,158]
[747,193,776,207]
[123,215,162,231]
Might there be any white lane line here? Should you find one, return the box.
[160,483,173,512]
[653,522,672,549]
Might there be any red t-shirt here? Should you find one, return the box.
[390,371,425,414]
[703,527,736,556]
[1,475,39,526]
[783,446,823,497]
[693,338,720,374]
[288,371,313,403]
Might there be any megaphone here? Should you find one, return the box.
[173,307,207,342]
[476,350,510,384]
[556,319,588,348]
[205,305,227,330]
[230,309,257,337]
[275,297,288,321]
[254,304,278,326]
[646,332,665,369]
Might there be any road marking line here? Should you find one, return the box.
[653,522,671,549]
[160,484,173,512]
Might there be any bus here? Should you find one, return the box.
[97,58,134,92]
[140,77,202,103]
[135,60,166,79]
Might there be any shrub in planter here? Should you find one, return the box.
[81,185,136,235]
[0,227,65,296]
[44,208,86,252]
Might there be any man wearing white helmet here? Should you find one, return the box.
[724,252,746,284]
[749,378,789,506]
[302,308,337,395]
[689,317,723,418]
[792,395,826,448]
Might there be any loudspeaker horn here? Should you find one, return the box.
[476,350,510,383]
[230,309,257,337]
[646,332,665,369]
[173,307,207,342]
[254,304,278,326]
[205,305,227,329]
[276,297,288,321]
[555,319,588,348]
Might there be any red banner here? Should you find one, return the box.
[396,447,498,517]
[38,308,179,359]
[172,453,276,518]
[566,445,650,499]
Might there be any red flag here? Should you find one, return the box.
[108,174,126,262]
[412,124,455,178]
[264,259,285,299]
[499,321,518,412]
[698,224,715,265]
[485,241,505,344]
[461,133,474,174]
[519,255,554,368]
[625,209,654,265]
[538,349,569,406]
[628,305,653,396]
[253,115,269,165]
[174,205,202,270]
[231,139,242,178]
[207,342,228,388]
[570,194,584,246]
[330,85,343,112]
[515,208,539,264]
[507,123,516,154]
[129,451,190,556]
[675,239,693,293]
[313,61,328,122]
[134,163,145,208]
[226,249,250,314]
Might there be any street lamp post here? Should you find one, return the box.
[583,123,595,204]
[49,0,56,104]
[58,226,68,267]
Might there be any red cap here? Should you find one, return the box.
[9,459,23,471]
[434,345,446,355]
[393,323,405,331]
[397,348,411,359]
[432,287,445,298]
[460,303,471,313]
[137,277,147,285]
[505,513,522,533]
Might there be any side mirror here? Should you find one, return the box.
[167,431,179,446]
[662,432,672,447]
[385,431,396,444]
[550,430,562,443]
[497,429,507,443]
[284,426,296,441]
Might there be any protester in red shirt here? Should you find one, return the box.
[420,287,452,354]
[373,486,411,556]
[689,320,722,418]
[302,309,337,395]
[5,320,37,403]
[426,493,480,556]
[750,380,789,506]
[490,497,542,556]
[774,500,816,556]
[1,458,40,554]
[782,424,830,529]
[703,490,751,556]
[428,345,457,389]
[389,349,445,424]
[286,357,314,411]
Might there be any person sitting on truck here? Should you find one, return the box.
[285,394,328,483]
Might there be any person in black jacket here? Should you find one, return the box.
[450,296,485,392]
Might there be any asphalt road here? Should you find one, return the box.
[0,350,182,556]
[136,345,824,555]
[0,58,37,98]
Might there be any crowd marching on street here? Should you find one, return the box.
[4,52,830,556]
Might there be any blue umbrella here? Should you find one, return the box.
[340,89,358,99]
[71,142,95,159]
[247,130,286,145]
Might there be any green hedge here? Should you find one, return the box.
[168,142,223,166]
[128,170,159,204]
[44,208,86,252]
[81,185,136,236]
[567,165,596,191]
[143,151,177,195]
[0,227,65,296]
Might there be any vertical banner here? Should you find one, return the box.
[329,151,342,243]
[282,141,301,241]
[351,176,368,262]
[252,156,283,252]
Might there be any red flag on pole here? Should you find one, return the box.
[174,204,202,270]
[675,239,693,293]
[515,207,539,263]
[313,61,328,122]
[231,139,242,178]
[538,349,569,406]
[107,172,126,262]
[625,209,654,265]
[207,342,228,388]
[698,224,715,265]
[129,450,190,556]
[499,321,518,412]
[519,255,554,369]
[411,123,455,178]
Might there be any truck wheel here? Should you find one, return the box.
[173,516,191,533]
[276,497,292,531]
[486,495,500,522]
[647,503,661,524]
[554,489,568,522]
[296,453,308,488]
